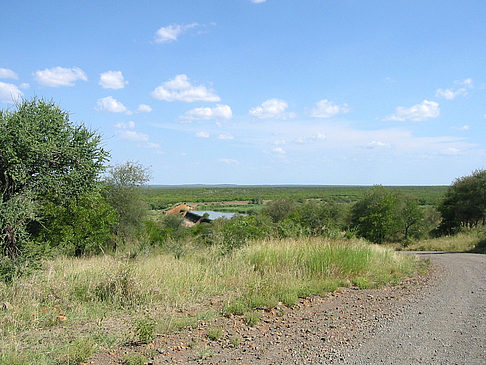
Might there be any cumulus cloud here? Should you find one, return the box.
[249,98,292,119]
[435,78,473,100]
[114,121,135,129]
[34,66,87,87]
[151,74,220,102]
[310,99,350,118]
[99,70,127,89]
[218,133,234,140]
[136,104,152,113]
[114,121,161,151]
[0,68,18,79]
[180,104,232,121]
[154,23,199,43]
[383,100,439,122]
[122,130,149,142]
[196,131,210,138]
[96,96,128,113]
[0,81,23,103]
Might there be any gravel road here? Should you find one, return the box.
[340,252,486,365]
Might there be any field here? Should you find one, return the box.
[141,185,448,210]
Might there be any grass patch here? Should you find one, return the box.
[243,311,262,327]
[405,232,484,252]
[207,326,223,340]
[0,237,422,363]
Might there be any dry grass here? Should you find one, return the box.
[405,232,484,253]
[0,237,422,364]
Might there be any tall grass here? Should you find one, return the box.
[405,231,484,252]
[0,237,421,364]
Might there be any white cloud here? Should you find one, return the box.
[147,142,160,149]
[0,81,23,103]
[180,104,232,121]
[154,23,198,43]
[383,100,439,122]
[196,131,210,138]
[99,70,127,89]
[368,140,391,148]
[435,88,464,100]
[272,147,286,154]
[218,133,234,140]
[137,104,152,113]
[0,68,18,79]
[151,74,220,102]
[114,121,135,129]
[96,96,128,113]
[19,83,30,89]
[219,158,239,165]
[250,0,267,3]
[120,130,149,142]
[311,99,350,118]
[249,98,292,119]
[435,78,473,100]
[34,66,87,87]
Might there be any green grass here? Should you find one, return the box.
[0,237,423,363]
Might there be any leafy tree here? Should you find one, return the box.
[397,196,424,241]
[351,186,400,244]
[0,99,108,257]
[437,169,486,234]
[263,199,295,223]
[104,161,150,247]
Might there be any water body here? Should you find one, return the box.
[191,211,246,220]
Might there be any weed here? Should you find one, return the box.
[133,316,157,344]
[207,326,223,340]
[123,352,146,365]
[223,301,248,315]
[229,336,240,347]
[244,311,262,327]
[55,337,97,364]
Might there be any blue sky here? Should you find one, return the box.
[1,0,486,185]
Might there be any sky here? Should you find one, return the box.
[1,0,486,185]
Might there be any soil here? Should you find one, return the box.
[88,252,486,364]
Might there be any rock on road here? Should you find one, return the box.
[340,252,486,364]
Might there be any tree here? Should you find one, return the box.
[437,169,486,234]
[351,186,400,244]
[104,161,150,247]
[0,99,109,257]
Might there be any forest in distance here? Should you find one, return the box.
[141,185,448,210]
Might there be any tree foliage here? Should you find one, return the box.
[0,99,109,257]
[437,169,486,234]
[350,186,425,244]
[104,161,151,246]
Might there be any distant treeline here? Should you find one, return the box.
[141,185,448,210]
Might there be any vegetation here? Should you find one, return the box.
[1,99,484,363]
[437,169,486,234]
[0,237,421,364]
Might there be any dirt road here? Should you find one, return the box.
[339,252,486,364]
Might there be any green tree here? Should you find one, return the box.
[437,169,486,234]
[351,186,400,244]
[0,99,108,257]
[104,161,150,248]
